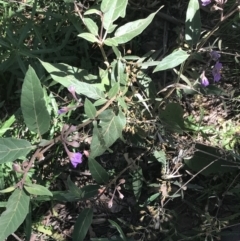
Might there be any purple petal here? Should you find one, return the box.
[210,51,220,61]
[212,62,222,82]
[69,152,82,168]
[68,85,75,94]
[58,107,68,115]
[201,0,211,6]
[200,72,209,87]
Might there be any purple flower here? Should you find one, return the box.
[68,152,83,168]
[201,0,211,6]
[210,51,220,61]
[68,85,76,94]
[200,71,209,87]
[212,61,222,82]
[58,107,69,115]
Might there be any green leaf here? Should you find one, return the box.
[108,83,119,98]
[132,167,143,202]
[72,208,93,241]
[0,114,16,137]
[0,189,30,241]
[153,49,189,72]
[67,176,81,198]
[144,193,160,206]
[78,33,100,43]
[184,144,236,176]
[112,8,161,44]
[153,150,166,165]
[99,109,126,148]
[108,219,127,241]
[84,18,99,36]
[101,0,128,33]
[79,185,99,200]
[104,38,119,47]
[0,138,33,164]
[0,186,16,194]
[21,65,50,135]
[84,99,97,119]
[89,121,107,158]
[88,158,109,184]
[185,0,201,48]
[159,103,184,133]
[24,183,53,196]
[40,60,104,100]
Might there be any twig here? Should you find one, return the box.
[96,150,148,200]
[11,233,23,241]
[163,158,220,207]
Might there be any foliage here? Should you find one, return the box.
[0,0,240,240]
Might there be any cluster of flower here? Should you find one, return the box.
[200,51,222,87]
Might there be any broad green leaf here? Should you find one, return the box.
[24,183,52,196]
[108,83,119,98]
[0,189,30,241]
[72,208,93,241]
[153,49,189,72]
[112,8,162,44]
[0,138,33,164]
[101,0,127,33]
[184,144,236,176]
[88,158,109,184]
[78,33,100,43]
[185,0,201,47]
[84,18,99,36]
[0,114,16,137]
[109,219,127,241]
[99,109,126,148]
[0,186,16,194]
[21,65,50,135]
[84,99,97,119]
[67,176,81,198]
[89,121,106,158]
[78,185,99,200]
[40,60,104,100]
[132,167,143,202]
[159,103,184,133]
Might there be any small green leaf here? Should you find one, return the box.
[84,18,99,36]
[144,193,160,206]
[104,38,119,47]
[108,83,119,98]
[132,167,143,202]
[109,219,127,241]
[78,33,100,43]
[84,9,101,16]
[21,65,50,135]
[0,114,16,137]
[84,99,97,119]
[89,121,107,158]
[185,0,201,47]
[101,0,128,33]
[72,208,93,241]
[24,183,53,196]
[112,8,161,44]
[0,189,30,241]
[0,186,16,194]
[153,49,189,72]
[88,158,109,184]
[79,185,99,200]
[0,138,33,164]
[153,150,166,165]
